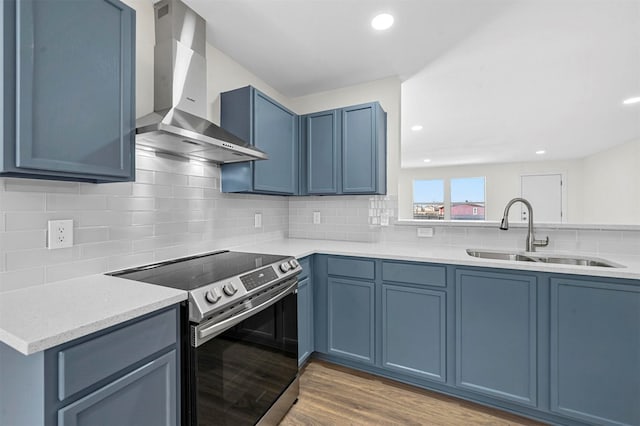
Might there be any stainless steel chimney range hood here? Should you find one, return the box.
[135,0,267,163]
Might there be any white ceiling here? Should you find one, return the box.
[182,0,640,168]
[182,0,513,97]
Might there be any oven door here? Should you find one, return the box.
[188,281,298,426]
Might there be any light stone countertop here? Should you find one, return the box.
[232,238,640,281]
[0,274,186,355]
[2,237,638,357]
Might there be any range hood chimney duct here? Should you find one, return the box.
[135,0,267,163]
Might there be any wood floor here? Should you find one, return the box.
[280,360,545,426]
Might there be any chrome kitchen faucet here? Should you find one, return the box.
[499,198,549,252]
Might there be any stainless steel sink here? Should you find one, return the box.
[466,249,624,268]
[466,250,538,262]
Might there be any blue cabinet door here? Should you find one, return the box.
[382,284,446,382]
[3,0,135,182]
[58,350,178,426]
[297,276,313,366]
[342,103,386,194]
[304,109,339,194]
[550,278,640,426]
[455,269,537,407]
[327,277,375,364]
[253,91,297,193]
[220,86,298,194]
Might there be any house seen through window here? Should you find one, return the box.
[413,179,444,219]
[413,177,485,220]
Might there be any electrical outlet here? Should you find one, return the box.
[313,211,321,225]
[254,212,262,228]
[48,220,73,249]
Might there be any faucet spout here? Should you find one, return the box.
[499,198,549,252]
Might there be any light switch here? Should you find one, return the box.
[313,211,321,224]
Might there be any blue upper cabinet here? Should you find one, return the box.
[1,0,136,183]
[304,109,340,194]
[220,86,298,195]
[301,102,387,195]
[341,103,386,194]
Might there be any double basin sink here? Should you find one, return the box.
[466,249,624,268]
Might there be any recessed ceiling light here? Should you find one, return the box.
[536,150,546,155]
[411,125,423,131]
[371,13,394,31]
[623,96,640,105]
[423,158,431,163]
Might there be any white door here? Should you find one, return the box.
[520,174,563,223]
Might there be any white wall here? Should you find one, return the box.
[581,138,640,224]
[398,159,583,222]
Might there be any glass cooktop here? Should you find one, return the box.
[110,251,288,291]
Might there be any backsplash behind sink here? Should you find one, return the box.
[2,149,638,292]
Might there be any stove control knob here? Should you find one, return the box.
[279,262,291,273]
[223,282,238,296]
[205,288,222,304]
[289,259,299,268]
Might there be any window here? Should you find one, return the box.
[413,179,444,220]
[450,177,485,220]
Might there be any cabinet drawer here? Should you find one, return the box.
[298,256,311,280]
[58,350,177,426]
[57,307,177,401]
[382,261,446,287]
[328,257,375,280]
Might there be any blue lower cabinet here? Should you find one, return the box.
[327,277,375,364]
[550,278,640,426]
[58,350,177,426]
[0,306,180,426]
[297,276,313,366]
[455,269,538,407]
[381,284,446,382]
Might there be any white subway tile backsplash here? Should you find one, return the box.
[154,222,189,236]
[75,211,132,228]
[79,182,133,196]
[188,175,217,188]
[0,267,45,292]
[47,194,107,211]
[4,178,79,194]
[74,227,110,245]
[132,183,172,198]
[107,197,155,211]
[109,225,154,240]
[5,212,53,231]
[135,170,155,184]
[155,171,188,187]
[80,241,132,259]
[107,251,155,272]
[0,192,46,211]
[0,152,289,292]
[0,230,46,251]
[46,258,109,283]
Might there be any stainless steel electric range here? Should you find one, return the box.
[111,250,302,426]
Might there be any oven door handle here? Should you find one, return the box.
[193,281,297,347]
